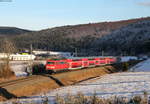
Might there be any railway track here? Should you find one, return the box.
[0,75,42,88]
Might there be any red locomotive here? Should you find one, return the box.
[46,57,116,73]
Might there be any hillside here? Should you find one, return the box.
[93,20,150,55]
[0,27,32,36]
[0,17,150,55]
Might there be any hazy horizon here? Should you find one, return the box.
[0,0,150,30]
[0,16,150,31]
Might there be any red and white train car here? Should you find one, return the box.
[46,56,116,73]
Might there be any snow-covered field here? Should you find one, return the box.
[47,72,150,98]
[130,59,150,72]
[120,56,138,62]
[10,63,28,77]
[3,72,150,104]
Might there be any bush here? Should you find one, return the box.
[32,63,46,75]
[9,92,148,104]
[122,62,129,71]
[54,93,148,104]
[0,63,14,78]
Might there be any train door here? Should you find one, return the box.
[82,58,89,67]
[95,58,100,65]
[88,58,95,66]
[106,58,110,64]
[100,58,105,65]
[72,59,82,68]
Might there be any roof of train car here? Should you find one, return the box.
[47,56,116,61]
[67,56,116,59]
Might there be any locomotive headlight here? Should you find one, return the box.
[50,66,55,68]
[47,66,55,69]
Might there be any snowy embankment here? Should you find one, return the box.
[10,61,46,77]
[10,63,28,77]
[120,56,138,62]
[130,59,150,72]
[4,72,150,104]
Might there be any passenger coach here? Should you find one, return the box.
[46,57,116,73]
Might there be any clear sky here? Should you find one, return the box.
[0,0,150,30]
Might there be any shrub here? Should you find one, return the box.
[122,62,129,71]
[54,93,148,104]
[32,63,46,75]
[0,63,14,78]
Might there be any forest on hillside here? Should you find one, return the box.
[0,17,150,56]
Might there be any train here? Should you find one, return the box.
[45,56,117,73]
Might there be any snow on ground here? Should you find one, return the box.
[9,60,46,77]
[10,63,28,77]
[120,56,138,62]
[3,72,150,104]
[130,58,150,72]
[47,72,150,98]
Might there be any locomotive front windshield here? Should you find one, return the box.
[47,62,55,64]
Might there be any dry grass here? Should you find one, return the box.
[6,77,59,97]
[53,66,115,85]
[0,76,17,83]
[54,92,148,104]
[0,76,59,101]
[10,92,148,104]
[0,96,7,101]
[0,63,15,79]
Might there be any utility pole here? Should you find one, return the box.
[102,50,104,56]
[120,51,123,57]
[30,44,33,54]
[27,44,33,76]
[75,48,77,57]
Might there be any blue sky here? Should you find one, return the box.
[0,0,150,30]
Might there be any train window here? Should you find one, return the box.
[88,58,94,60]
[73,59,81,61]
[47,62,55,64]
[56,62,66,64]
[59,62,66,64]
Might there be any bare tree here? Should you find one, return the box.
[2,39,16,63]
[0,38,16,78]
